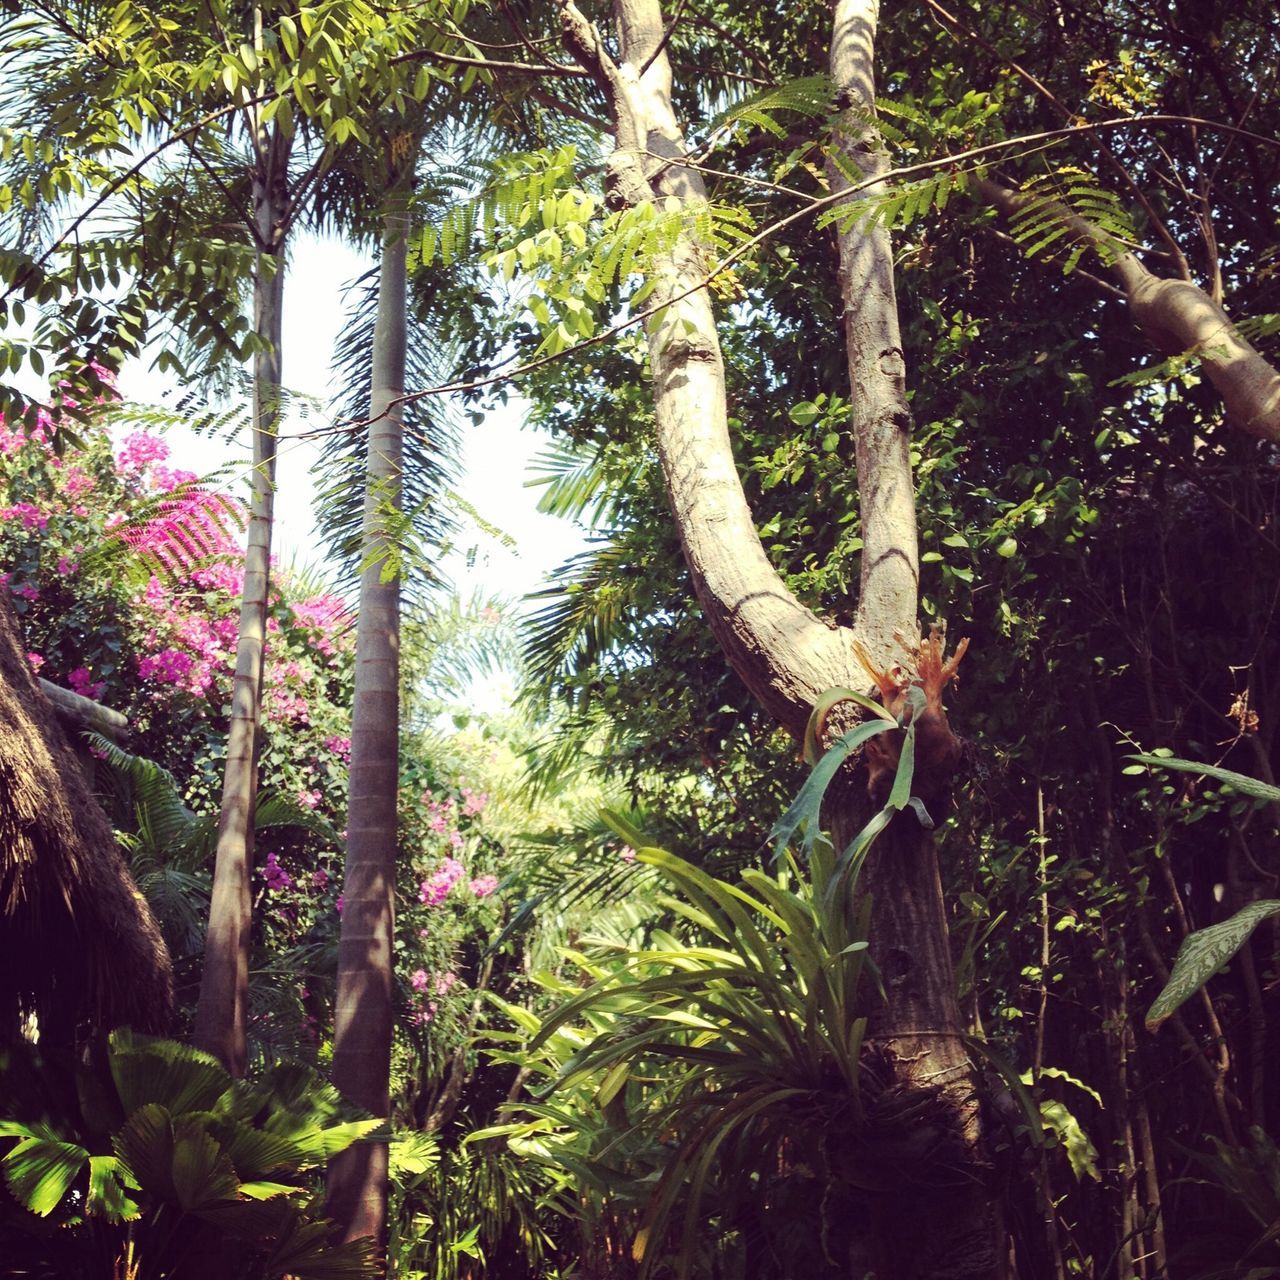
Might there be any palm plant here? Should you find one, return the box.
[0,1028,380,1279]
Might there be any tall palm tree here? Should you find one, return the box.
[316,124,470,1249]
[326,142,414,1248]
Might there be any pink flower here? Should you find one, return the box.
[262,852,293,891]
[115,431,169,473]
[411,969,430,992]
[67,667,105,700]
[470,874,498,899]
[311,868,329,889]
[460,787,488,817]
[56,556,77,576]
[325,735,351,758]
[149,465,198,492]
[0,503,49,531]
[137,648,195,686]
[480,606,501,624]
[336,894,345,916]
[26,652,44,673]
[434,972,457,995]
[62,468,94,498]
[418,857,465,906]
[14,583,39,602]
[296,788,322,810]
[619,846,637,863]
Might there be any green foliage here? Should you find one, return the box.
[1146,898,1280,1032]
[472,731,959,1278]
[1004,166,1136,272]
[0,1030,378,1278]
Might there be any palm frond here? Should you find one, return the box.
[316,264,463,606]
[522,541,644,706]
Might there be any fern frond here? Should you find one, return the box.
[818,168,971,237]
[1007,166,1136,270]
[704,75,835,141]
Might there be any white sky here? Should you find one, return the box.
[116,232,586,610]
[113,232,588,712]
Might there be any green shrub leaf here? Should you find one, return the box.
[1147,900,1280,1031]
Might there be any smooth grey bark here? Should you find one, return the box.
[193,121,290,1076]
[556,0,856,739]
[327,186,409,1257]
[555,1,1005,1275]
[827,6,1004,1276]
[829,0,919,663]
[976,175,1280,442]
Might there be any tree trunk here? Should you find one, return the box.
[829,0,919,662]
[327,181,409,1256]
[193,120,290,1077]
[553,0,1006,1274]
[976,175,1280,442]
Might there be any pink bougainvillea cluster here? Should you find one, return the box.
[2,387,509,1050]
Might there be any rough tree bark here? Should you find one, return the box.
[553,0,1005,1274]
[193,114,291,1077]
[327,165,411,1257]
[0,596,173,1041]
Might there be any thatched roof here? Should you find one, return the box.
[0,596,174,1041]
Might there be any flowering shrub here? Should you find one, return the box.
[0,389,513,1070]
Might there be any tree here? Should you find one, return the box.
[326,140,414,1248]
[533,1,1002,1271]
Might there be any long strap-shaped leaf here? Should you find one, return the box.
[771,719,897,859]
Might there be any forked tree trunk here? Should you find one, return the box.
[554,0,1005,1273]
[328,177,410,1255]
[193,121,291,1077]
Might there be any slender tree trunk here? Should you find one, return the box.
[829,0,918,662]
[553,1,1005,1274]
[328,178,409,1255]
[825,7,1004,1275]
[193,122,289,1075]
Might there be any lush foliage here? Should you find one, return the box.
[0,1029,378,1278]
[3,0,1280,1277]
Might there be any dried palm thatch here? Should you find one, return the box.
[0,597,174,1041]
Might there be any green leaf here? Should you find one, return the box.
[773,718,897,858]
[0,1126,87,1216]
[1126,754,1280,805]
[86,1154,142,1221]
[1146,900,1280,1031]
[1039,1099,1100,1182]
[108,1029,231,1116]
[788,400,821,426]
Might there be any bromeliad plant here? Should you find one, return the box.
[0,1029,380,1279]
[475,692,957,1277]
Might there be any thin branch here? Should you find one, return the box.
[292,112,1279,437]
[639,0,692,74]
[390,44,590,77]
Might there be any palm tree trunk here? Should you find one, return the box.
[193,120,290,1077]
[328,181,409,1253]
